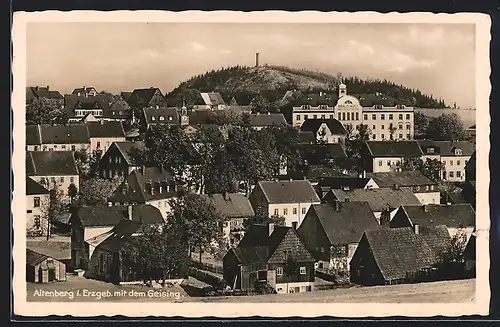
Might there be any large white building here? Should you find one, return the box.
[292,83,415,140]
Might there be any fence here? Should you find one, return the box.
[315,268,350,285]
[189,260,224,275]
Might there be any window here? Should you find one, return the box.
[51,177,56,183]
[283,208,288,215]
[364,114,368,120]
[321,114,325,119]
[356,112,359,120]
[381,134,385,139]
[330,115,334,119]
[387,161,391,166]
[97,141,101,149]
[398,124,403,130]
[293,208,297,215]
[406,114,410,120]
[449,171,454,178]
[406,134,411,139]
[60,177,64,183]
[399,114,403,120]
[389,114,393,120]
[342,113,346,120]
[276,267,283,276]
[274,208,279,216]
[151,116,156,121]
[40,177,46,184]
[109,157,113,163]
[406,124,411,130]
[71,145,76,151]
[457,160,461,165]
[372,134,376,139]
[372,114,376,120]
[372,125,376,130]
[443,160,446,165]
[313,115,317,119]
[304,115,308,120]
[347,112,351,120]
[300,266,306,275]
[450,161,454,166]
[34,215,41,228]
[457,171,462,178]
[34,146,39,151]
[338,113,341,120]
[381,114,385,120]
[34,197,40,208]
[159,116,165,121]
[70,177,74,183]
[379,160,383,166]
[296,115,301,121]
[455,149,463,155]
[381,125,385,130]
[62,145,66,149]
[42,145,47,151]
[301,207,306,214]
[54,145,57,148]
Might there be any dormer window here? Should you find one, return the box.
[151,116,156,121]
[455,149,463,155]
[159,116,165,121]
[345,100,353,105]
[427,148,435,154]
[168,116,173,121]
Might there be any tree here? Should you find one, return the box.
[356,124,371,141]
[40,186,68,240]
[414,112,429,138]
[426,113,467,141]
[398,157,424,172]
[77,177,122,206]
[167,193,225,262]
[243,213,286,231]
[421,158,445,181]
[120,223,189,285]
[436,228,468,280]
[67,183,78,203]
[388,123,397,140]
[250,95,270,114]
[26,98,68,125]
[74,149,90,178]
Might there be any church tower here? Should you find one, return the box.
[339,80,347,98]
[180,100,189,126]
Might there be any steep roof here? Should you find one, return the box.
[200,193,255,218]
[399,204,475,228]
[72,86,97,95]
[310,202,380,244]
[110,167,177,203]
[120,91,133,102]
[64,94,111,117]
[362,226,452,282]
[331,187,421,212]
[299,119,347,135]
[89,219,143,253]
[26,177,50,195]
[200,92,226,106]
[113,141,145,165]
[292,93,338,106]
[305,165,349,182]
[143,107,180,126]
[317,176,372,190]
[75,204,164,227]
[298,131,315,144]
[127,87,165,107]
[86,121,125,138]
[39,124,90,144]
[433,141,475,156]
[299,144,348,161]
[26,151,79,176]
[26,248,53,266]
[26,125,42,145]
[248,113,287,127]
[367,171,437,188]
[257,180,321,204]
[365,140,423,157]
[27,86,63,100]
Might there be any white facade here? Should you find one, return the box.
[275,281,314,294]
[371,157,405,173]
[441,155,471,182]
[362,107,414,141]
[26,192,50,233]
[84,226,114,241]
[30,174,80,198]
[146,199,174,220]
[268,201,321,227]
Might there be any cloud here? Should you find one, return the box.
[388,25,474,47]
[189,41,207,52]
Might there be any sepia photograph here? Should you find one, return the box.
[11,11,491,318]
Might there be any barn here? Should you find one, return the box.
[26,248,67,283]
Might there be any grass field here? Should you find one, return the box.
[27,274,475,303]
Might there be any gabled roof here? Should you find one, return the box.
[331,187,421,212]
[26,177,50,195]
[399,204,475,228]
[39,124,90,144]
[257,180,321,204]
[110,167,177,203]
[112,141,145,165]
[292,93,338,106]
[433,141,475,156]
[120,91,133,102]
[309,202,380,244]
[200,92,226,106]
[127,87,165,107]
[365,140,423,157]
[362,226,452,281]
[200,193,255,218]
[299,143,348,161]
[248,113,287,127]
[72,86,97,95]
[26,151,79,176]
[74,204,164,227]
[304,165,350,182]
[367,171,437,188]
[64,94,110,117]
[317,176,372,190]
[299,119,347,135]
[86,121,125,138]
[26,125,42,145]
[298,131,315,144]
[27,86,63,100]
[26,248,55,266]
[88,219,143,253]
[143,107,180,126]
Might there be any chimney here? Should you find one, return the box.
[393,183,399,190]
[107,201,113,207]
[380,209,391,227]
[128,205,133,220]
[292,221,298,231]
[255,53,260,67]
[35,86,39,91]
[142,166,146,175]
[414,224,420,235]
[334,200,341,212]
[422,204,427,212]
[84,86,87,92]
[362,170,366,178]
[46,85,49,91]
[268,222,275,236]
[100,119,104,125]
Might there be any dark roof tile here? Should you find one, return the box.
[367,171,437,188]
[400,204,475,228]
[257,180,321,204]
[200,193,255,218]
[26,151,79,176]
[300,119,347,135]
[86,121,125,138]
[248,113,287,127]
[365,140,423,157]
[75,204,164,227]
[26,177,50,195]
[331,187,421,212]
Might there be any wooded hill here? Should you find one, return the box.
[165,65,448,108]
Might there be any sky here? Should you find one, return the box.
[26,23,476,108]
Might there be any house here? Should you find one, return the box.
[200,193,255,247]
[195,92,227,110]
[109,166,178,219]
[367,171,440,205]
[299,119,347,144]
[126,87,168,114]
[248,113,287,131]
[72,86,98,96]
[26,124,90,152]
[314,175,377,200]
[298,131,316,145]
[350,225,452,285]
[26,86,64,106]
[86,121,126,153]
[142,107,180,130]
[434,141,475,182]
[64,94,111,122]
[298,144,348,167]
[300,165,352,186]
[108,95,132,121]
[417,140,442,162]
[361,104,414,141]
[70,204,164,269]
[26,178,50,236]
[291,92,338,127]
[98,141,145,179]
[249,180,321,227]
[223,223,316,294]
[389,204,475,241]
[26,248,67,283]
[296,201,380,274]
[26,151,80,198]
[326,186,421,224]
[120,91,133,102]
[363,140,424,173]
